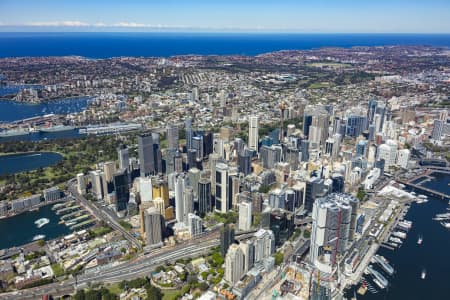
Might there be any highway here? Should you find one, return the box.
[67,183,143,250]
[0,236,219,299]
[0,182,221,299]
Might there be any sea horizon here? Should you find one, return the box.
[1,32,450,58]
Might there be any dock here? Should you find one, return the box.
[367,265,388,287]
[70,219,95,230]
[373,255,394,275]
[56,205,80,215]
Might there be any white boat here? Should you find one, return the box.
[34,218,50,228]
[417,235,423,245]
[418,195,428,199]
[421,269,426,280]
[32,234,45,241]
[373,278,386,289]
[440,221,450,229]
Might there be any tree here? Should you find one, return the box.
[274,251,284,266]
[146,285,163,300]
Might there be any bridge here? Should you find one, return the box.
[397,179,450,201]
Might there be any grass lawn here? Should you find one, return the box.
[163,289,181,300]
[107,283,123,295]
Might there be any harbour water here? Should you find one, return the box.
[0,204,71,250]
[347,174,450,299]
[0,152,63,175]
[0,96,90,122]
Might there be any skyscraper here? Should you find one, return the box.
[167,124,179,150]
[215,162,229,213]
[113,168,129,213]
[117,144,129,171]
[248,115,259,152]
[225,244,245,284]
[185,117,193,150]
[188,213,203,237]
[144,207,164,246]
[238,201,252,231]
[220,224,235,257]
[175,174,187,224]
[198,179,212,215]
[310,193,358,273]
[138,132,155,177]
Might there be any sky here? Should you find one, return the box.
[0,0,449,33]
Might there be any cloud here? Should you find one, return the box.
[27,21,90,27]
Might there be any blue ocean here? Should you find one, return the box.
[0,33,449,58]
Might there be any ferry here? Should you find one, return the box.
[373,278,386,289]
[373,255,395,276]
[392,231,407,239]
[440,221,450,229]
[417,235,423,245]
[34,218,50,228]
[32,234,45,241]
[39,125,75,133]
[421,269,426,280]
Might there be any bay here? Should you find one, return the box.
[0,203,71,250]
[0,152,63,175]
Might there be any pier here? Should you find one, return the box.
[367,265,388,287]
[373,255,394,275]
[56,205,80,215]
[70,219,95,230]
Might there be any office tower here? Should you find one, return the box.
[304,177,327,212]
[220,224,235,257]
[192,135,204,161]
[215,162,229,213]
[187,149,198,170]
[234,138,245,155]
[346,115,367,138]
[260,145,282,169]
[228,172,240,209]
[248,115,259,152]
[356,140,368,157]
[300,140,310,162]
[253,229,275,263]
[310,193,358,273]
[203,132,214,157]
[144,207,164,246]
[188,168,200,195]
[209,153,222,195]
[174,151,183,173]
[152,179,169,207]
[139,200,153,238]
[377,139,398,168]
[213,135,224,157]
[188,213,203,237]
[198,179,212,215]
[117,144,129,171]
[76,173,86,195]
[225,244,245,284]
[185,117,193,150]
[239,240,255,272]
[431,119,445,141]
[165,148,176,175]
[138,132,155,177]
[331,173,345,193]
[238,201,252,231]
[396,149,410,169]
[152,132,163,174]
[184,187,194,224]
[174,174,187,224]
[153,197,165,216]
[304,105,329,145]
[167,124,179,150]
[138,177,153,203]
[103,161,116,194]
[89,170,104,200]
[367,99,378,125]
[114,168,129,213]
[238,151,251,175]
[285,147,300,170]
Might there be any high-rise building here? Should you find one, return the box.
[167,124,179,150]
[248,115,259,152]
[238,201,252,231]
[238,151,251,175]
[76,173,86,195]
[188,213,203,237]
[225,244,245,284]
[367,99,378,126]
[185,117,193,150]
[113,168,129,213]
[198,179,212,215]
[355,140,368,157]
[117,144,129,171]
[220,224,235,257]
[138,177,153,203]
[396,149,410,169]
[192,135,204,161]
[253,229,275,263]
[144,207,164,246]
[377,139,398,168]
[209,153,222,195]
[138,132,155,177]
[152,132,163,174]
[175,174,187,224]
[310,193,358,273]
[431,119,445,141]
[89,170,104,200]
[215,162,229,213]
